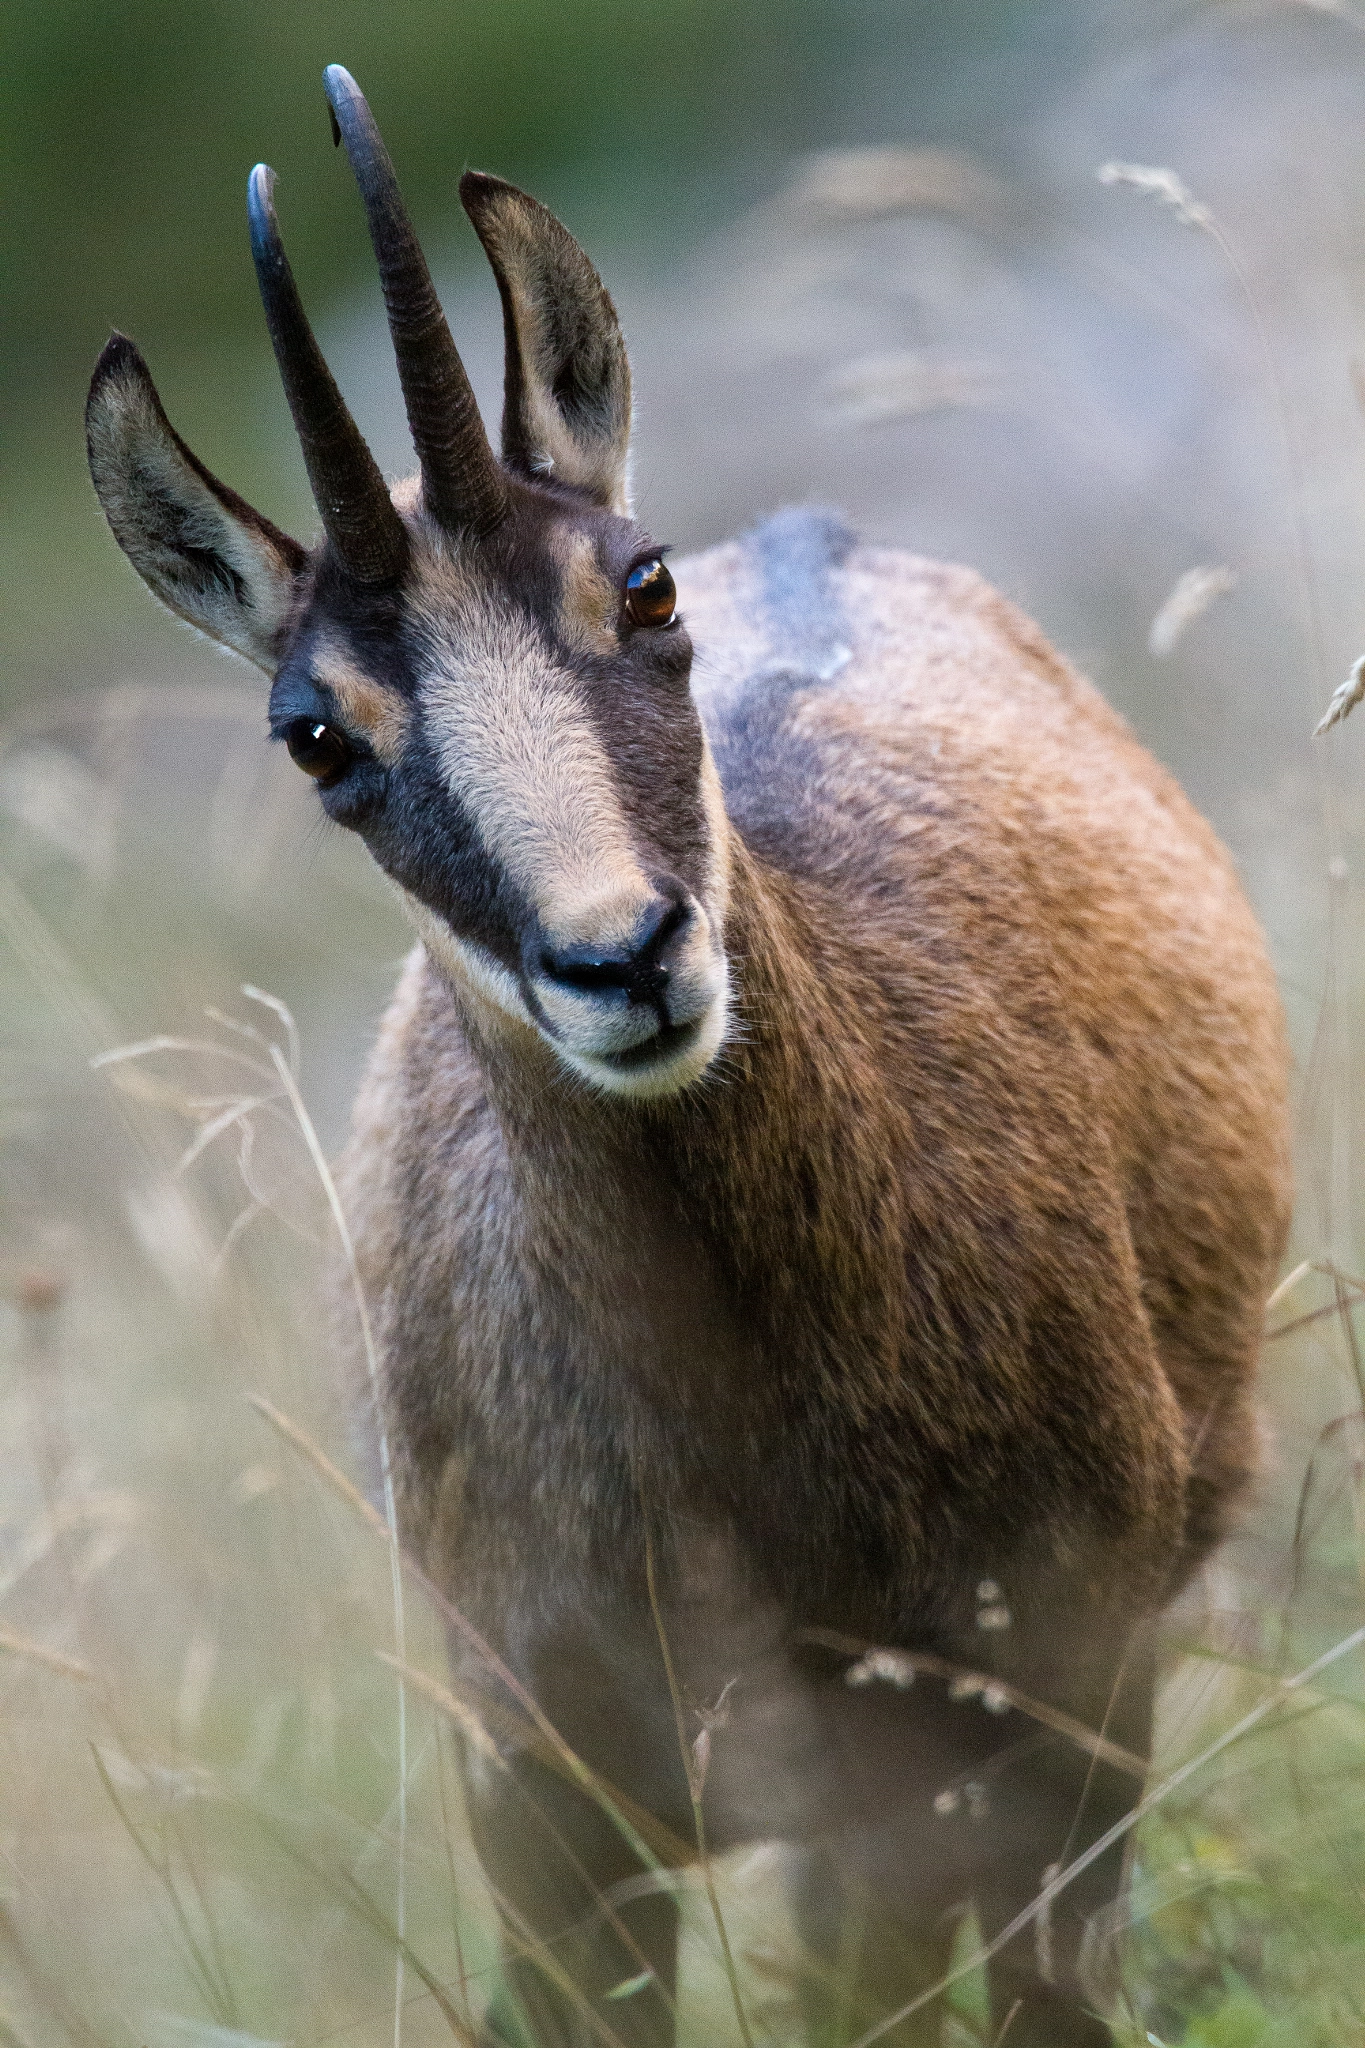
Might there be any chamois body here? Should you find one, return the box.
[342,517,1289,2044]
[84,65,1290,2046]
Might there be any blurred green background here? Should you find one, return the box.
[4,0,1078,704]
[5,3,1365,2043]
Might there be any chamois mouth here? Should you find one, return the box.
[600,1017,702,1072]
[559,979,731,1100]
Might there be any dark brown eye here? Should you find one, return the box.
[624,558,676,629]
[284,718,353,785]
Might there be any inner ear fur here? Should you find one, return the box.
[460,172,632,515]
[86,333,306,672]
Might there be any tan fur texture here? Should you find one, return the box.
[312,635,412,762]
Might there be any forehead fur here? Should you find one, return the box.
[392,477,638,664]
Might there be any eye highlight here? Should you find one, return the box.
[284,718,354,785]
[624,558,676,629]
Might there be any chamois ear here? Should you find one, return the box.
[86,333,307,673]
[459,172,632,514]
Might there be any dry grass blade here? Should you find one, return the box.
[89,1748,237,2025]
[241,985,300,1077]
[262,1032,410,2048]
[784,144,1004,227]
[90,1036,275,1082]
[375,1654,503,1765]
[252,1392,688,1872]
[248,1392,389,1540]
[0,862,121,1051]
[375,1652,692,1872]
[798,1628,1147,1778]
[377,1651,684,2024]
[1264,1257,1365,1340]
[824,351,1000,426]
[239,1810,480,2048]
[643,1530,754,2048]
[1265,1259,1315,1312]
[1098,152,1334,716]
[1096,161,1212,229]
[0,1627,93,1684]
[484,1879,635,2048]
[848,1620,1365,2047]
[1148,566,1237,657]
[174,1095,279,1178]
[1315,654,1365,733]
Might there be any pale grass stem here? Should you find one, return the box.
[1265,1258,1316,1312]
[1264,1257,1365,1342]
[798,1627,1147,1780]
[1097,157,1357,1299]
[97,994,419,2048]
[1315,654,1365,734]
[643,1529,755,2048]
[1147,565,1237,658]
[250,1387,692,2016]
[376,1653,680,2028]
[251,1391,688,1866]
[0,1626,93,1684]
[259,1031,410,2048]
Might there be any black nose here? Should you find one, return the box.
[539,894,691,1010]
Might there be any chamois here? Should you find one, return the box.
[86,65,1291,2048]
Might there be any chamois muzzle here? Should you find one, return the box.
[247,164,409,588]
[527,887,729,1096]
[539,894,690,1014]
[323,64,507,538]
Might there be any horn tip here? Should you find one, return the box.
[247,163,280,262]
[323,63,358,107]
[323,63,370,149]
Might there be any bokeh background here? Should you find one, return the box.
[5,2,1365,2042]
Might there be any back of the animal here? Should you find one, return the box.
[688,512,1290,1558]
[85,65,1292,2048]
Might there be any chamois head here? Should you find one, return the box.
[86,67,731,1099]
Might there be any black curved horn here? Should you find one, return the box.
[323,64,507,538]
[248,163,409,587]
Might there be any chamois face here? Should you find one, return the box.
[85,67,732,1100]
[269,488,732,1097]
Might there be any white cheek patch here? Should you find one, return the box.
[397,889,535,1030]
